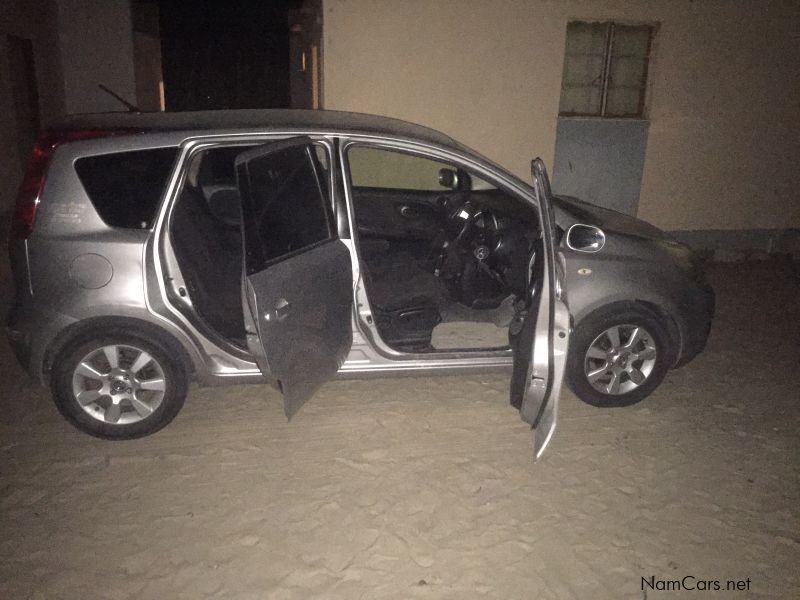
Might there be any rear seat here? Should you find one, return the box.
[171,185,245,342]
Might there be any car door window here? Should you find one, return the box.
[238,143,333,274]
[348,146,452,191]
[347,145,502,193]
[345,145,504,246]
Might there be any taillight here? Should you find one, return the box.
[9,128,139,240]
[10,136,52,240]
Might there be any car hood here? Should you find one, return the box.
[552,195,666,240]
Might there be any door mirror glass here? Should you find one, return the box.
[566,223,606,253]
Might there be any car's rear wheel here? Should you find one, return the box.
[52,334,187,439]
[567,306,674,407]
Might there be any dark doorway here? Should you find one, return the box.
[158,0,300,111]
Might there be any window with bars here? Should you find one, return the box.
[558,21,654,118]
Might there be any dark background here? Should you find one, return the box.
[158,0,301,111]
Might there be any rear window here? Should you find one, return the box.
[74,148,179,229]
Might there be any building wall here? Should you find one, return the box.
[0,0,137,216]
[322,0,800,233]
[56,0,137,114]
[552,118,650,216]
[0,0,65,124]
[0,0,64,214]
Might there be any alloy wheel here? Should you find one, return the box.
[71,344,166,425]
[583,324,657,395]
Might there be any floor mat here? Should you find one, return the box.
[439,295,515,327]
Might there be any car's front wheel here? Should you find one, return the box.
[52,334,187,439]
[566,306,674,407]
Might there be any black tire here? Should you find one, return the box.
[51,333,187,439]
[566,305,674,408]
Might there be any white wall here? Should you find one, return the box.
[322,0,800,232]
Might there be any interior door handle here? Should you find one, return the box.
[399,205,419,218]
[265,298,290,322]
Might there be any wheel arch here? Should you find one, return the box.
[572,299,682,367]
[634,299,682,366]
[42,316,196,382]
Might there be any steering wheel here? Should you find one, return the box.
[430,199,487,280]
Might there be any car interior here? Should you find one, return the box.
[168,143,541,354]
[347,146,540,352]
[170,146,249,347]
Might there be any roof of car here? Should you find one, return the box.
[52,109,464,149]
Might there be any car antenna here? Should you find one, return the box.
[98,84,141,113]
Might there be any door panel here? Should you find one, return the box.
[236,137,353,418]
[509,159,570,459]
[244,241,352,417]
[352,187,445,241]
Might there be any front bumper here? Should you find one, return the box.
[675,282,715,366]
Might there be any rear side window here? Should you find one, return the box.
[74,148,179,229]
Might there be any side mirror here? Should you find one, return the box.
[438,168,459,189]
[566,223,606,253]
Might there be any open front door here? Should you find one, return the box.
[509,159,570,459]
[236,138,352,418]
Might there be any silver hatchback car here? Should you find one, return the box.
[7,110,572,457]
[7,110,712,458]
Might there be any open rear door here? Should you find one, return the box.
[509,158,570,459]
[236,138,352,418]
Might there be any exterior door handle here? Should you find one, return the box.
[265,298,290,322]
